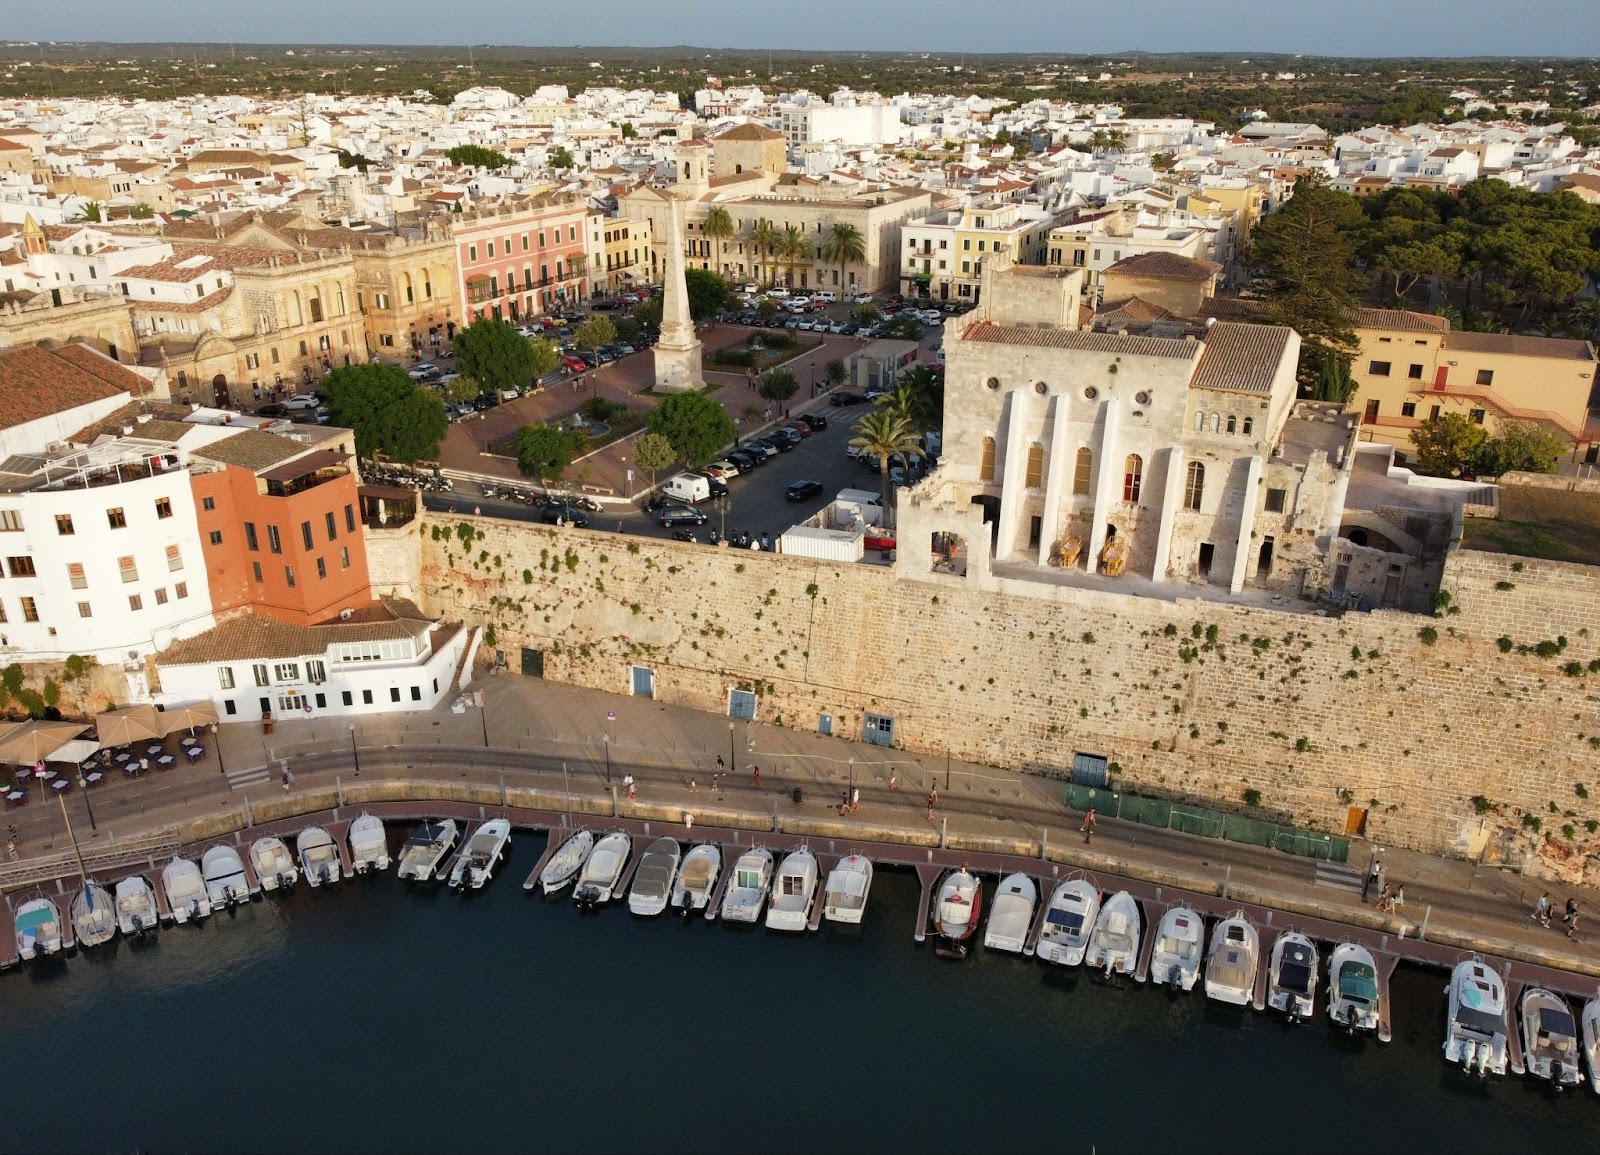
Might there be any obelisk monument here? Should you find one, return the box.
[650,193,704,394]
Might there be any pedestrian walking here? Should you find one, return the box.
[1570,906,1582,941]
[1377,883,1393,913]
[1390,884,1405,915]
[1533,892,1553,926]
[281,767,293,791]
[888,771,898,790]
[1363,855,1383,903]
[1565,898,1580,935]
[751,765,760,787]
[850,787,860,812]
[623,773,636,800]
[716,755,724,776]
[927,787,939,820]
[1080,807,1098,843]
[140,758,149,776]
[684,812,694,832]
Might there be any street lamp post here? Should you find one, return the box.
[714,494,731,542]
[77,766,97,831]
[480,698,489,747]
[728,720,736,778]
[213,721,225,779]
[348,722,361,776]
[603,733,612,784]
[810,360,816,397]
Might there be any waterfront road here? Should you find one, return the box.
[7,674,1597,977]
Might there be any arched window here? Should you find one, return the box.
[1209,413,1221,433]
[1123,454,1143,503]
[979,436,997,482]
[1243,417,1253,436]
[1184,461,1205,511]
[1194,411,1205,432]
[1025,444,1044,488]
[1226,415,1237,434]
[1072,448,1093,495]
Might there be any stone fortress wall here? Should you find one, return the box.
[389,513,1600,865]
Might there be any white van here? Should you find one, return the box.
[814,290,838,302]
[662,473,711,504]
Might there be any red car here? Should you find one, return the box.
[562,356,587,373]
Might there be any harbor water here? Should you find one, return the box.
[5,831,1600,1153]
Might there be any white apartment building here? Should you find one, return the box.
[778,102,905,149]
[899,200,1058,304]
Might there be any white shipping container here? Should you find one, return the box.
[779,525,866,563]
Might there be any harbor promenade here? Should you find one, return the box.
[4,671,1598,980]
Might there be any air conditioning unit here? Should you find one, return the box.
[340,608,354,621]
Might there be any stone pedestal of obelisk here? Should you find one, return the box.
[650,194,705,394]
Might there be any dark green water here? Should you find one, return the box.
[4,832,1599,1153]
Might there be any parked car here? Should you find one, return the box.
[724,451,758,472]
[283,394,320,411]
[659,504,708,528]
[782,421,812,439]
[562,356,588,373]
[785,479,825,502]
[797,412,828,430]
[768,428,802,449]
[831,391,868,406]
[743,440,780,460]
[702,461,740,481]
[662,473,712,504]
[691,471,729,497]
[257,403,291,418]
[540,504,589,527]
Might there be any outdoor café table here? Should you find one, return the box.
[4,790,23,806]
[185,746,204,761]
[51,779,68,793]
[146,744,164,757]
[33,768,53,781]
[12,767,30,783]
[112,750,131,764]
[156,755,175,768]
[85,772,103,786]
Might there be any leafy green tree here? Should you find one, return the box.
[757,368,799,407]
[756,296,781,320]
[453,317,537,398]
[620,121,637,139]
[527,335,560,378]
[1300,343,1357,404]
[825,358,847,386]
[336,148,375,170]
[632,297,663,334]
[573,315,617,351]
[684,268,731,320]
[516,423,586,484]
[445,375,482,405]
[850,409,922,524]
[631,431,678,490]
[878,364,943,428]
[820,221,867,296]
[548,147,575,170]
[321,363,447,463]
[1474,422,1570,476]
[884,314,923,340]
[647,391,736,467]
[447,144,512,169]
[1409,412,1489,477]
[778,223,809,287]
[744,220,780,285]
[128,203,154,220]
[851,303,881,324]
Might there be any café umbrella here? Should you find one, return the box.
[0,720,88,766]
[94,705,165,750]
[158,701,219,737]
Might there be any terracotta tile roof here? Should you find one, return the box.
[1191,323,1295,394]
[189,429,312,472]
[156,606,435,666]
[1095,296,1176,322]
[1444,331,1595,361]
[1106,251,1221,280]
[1198,296,1264,321]
[0,343,149,432]
[1353,308,1450,334]
[715,122,784,142]
[963,321,1197,359]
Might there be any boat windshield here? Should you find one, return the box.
[1339,964,1378,1001]
[1539,1008,1577,1039]
[1454,1005,1505,1038]
[1046,909,1085,930]
[1278,961,1314,994]
[736,869,761,889]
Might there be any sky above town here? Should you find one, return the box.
[7,0,1600,58]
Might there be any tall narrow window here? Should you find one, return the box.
[1072,448,1092,496]
[979,436,997,482]
[1025,444,1044,489]
[1225,415,1237,434]
[1183,461,1205,511]
[1122,454,1143,504]
[1242,417,1253,436]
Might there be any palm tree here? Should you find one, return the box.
[779,223,808,289]
[744,220,779,286]
[876,368,940,431]
[702,205,735,276]
[1566,298,1600,342]
[850,409,923,526]
[70,201,103,224]
[820,221,867,297]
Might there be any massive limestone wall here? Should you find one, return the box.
[399,514,1600,866]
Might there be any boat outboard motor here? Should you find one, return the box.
[187,898,200,919]
[1344,1004,1357,1030]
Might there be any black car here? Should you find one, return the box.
[659,505,708,528]
[797,412,828,430]
[785,479,825,502]
[540,504,589,527]
[692,472,729,497]
[768,428,801,449]
[725,451,758,472]
[831,391,868,406]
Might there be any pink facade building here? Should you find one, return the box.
[452,196,590,323]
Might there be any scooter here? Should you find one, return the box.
[671,529,698,543]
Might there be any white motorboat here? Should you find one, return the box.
[766,847,820,932]
[162,856,211,923]
[1148,906,1204,991]
[201,845,250,909]
[572,831,631,908]
[720,847,775,924]
[449,818,513,891]
[250,837,299,892]
[14,897,62,960]
[933,868,983,958]
[1204,913,1260,1006]
[628,837,681,918]
[114,875,159,937]
[823,853,873,925]
[537,828,595,895]
[297,826,342,887]
[1327,943,1382,1034]
[395,820,457,883]
[70,881,116,949]
[672,843,722,914]
[1444,956,1510,1076]
[1266,930,1319,1021]
[348,813,390,874]
[1521,987,1583,1088]
[1036,879,1100,967]
[983,872,1037,954]
[1084,890,1141,977]
[1581,988,1600,1094]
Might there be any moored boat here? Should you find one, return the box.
[1203,913,1260,1007]
[823,853,873,925]
[671,843,722,914]
[250,837,299,892]
[537,828,595,895]
[1521,987,1582,1088]
[1266,930,1318,1021]
[766,847,820,932]
[1444,956,1510,1077]
[70,881,116,949]
[395,820,457,883]
[1036,879,1100,967]
[113,875,159,937]
[201,844,250,909]
[348,813,390,874]
[983,872,1036,954]
[1084,890,1141,977]
[933,868,983,958]
[572,831,630,909]
[1327,943,1382,1034]
[720,847,775,924]
[1148,906,1204,991]
[162,856,211,923]
[628,837,681,918]
[297,826,342,888]
[1583,988,1600,1094]
[14,896,63,960]
[449,818,512,891]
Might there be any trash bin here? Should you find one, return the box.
[792,787,803,805]
[262,715,274,735]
